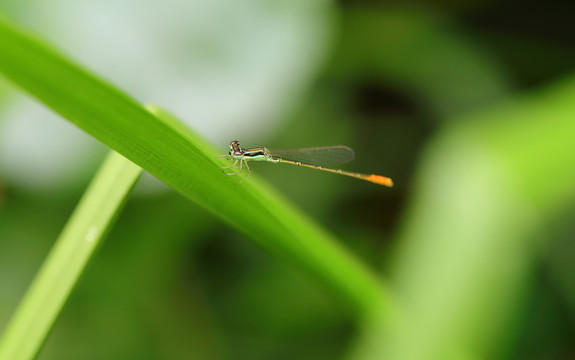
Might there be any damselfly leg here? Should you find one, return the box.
[219,159,238,169]
[218,156,251,183]
[236,160,251,184]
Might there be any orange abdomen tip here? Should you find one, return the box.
[366,175,394,187]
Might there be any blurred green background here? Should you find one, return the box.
[2,0,575,359]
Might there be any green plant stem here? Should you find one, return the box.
[0,151,142,360]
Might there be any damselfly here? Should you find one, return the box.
[216,140,393,187]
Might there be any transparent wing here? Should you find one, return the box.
[268,146,355,165]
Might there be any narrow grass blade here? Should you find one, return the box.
[0,151,142,360]
[0,16,394,319]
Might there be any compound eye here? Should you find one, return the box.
[230,140,239,147]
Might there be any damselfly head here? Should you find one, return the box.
[229,140,243,156]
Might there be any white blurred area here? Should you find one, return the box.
[0,0,332,189]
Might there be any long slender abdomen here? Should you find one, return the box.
[275,158,393,187]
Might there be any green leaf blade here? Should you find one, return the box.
[0,16,394,319]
